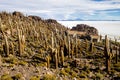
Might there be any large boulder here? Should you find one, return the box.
[71,24,98,35]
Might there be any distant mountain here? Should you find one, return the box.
[60,19,120,21]
[60,18,83,21]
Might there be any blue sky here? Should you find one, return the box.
[0,0,120,20]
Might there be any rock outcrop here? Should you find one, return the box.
[71,24,98,35]
[12,11,24,18]
[45,19,57,23]
[28,15,42,21]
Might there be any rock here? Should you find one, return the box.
[28,15,42,21]
[45,19,57,23]
[12,11,24,17]
[71,24,98,35]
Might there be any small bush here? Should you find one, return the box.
[18,61,27,66]
[12,73,22,80]
[79,73,86,78]
[96,73,104,80]
[30,76,40,80]
[79,71,87,78]
[60,69,68,76]
[0,74,12,80]
[2,55,18,64]
[43,74,56,80]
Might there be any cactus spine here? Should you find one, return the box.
[104,35,111,73]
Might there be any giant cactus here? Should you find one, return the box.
[104,35,111,73]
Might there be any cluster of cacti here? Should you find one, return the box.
[1,11,120,77]
[17,28,25,56]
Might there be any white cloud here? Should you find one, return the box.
[0,0,120,20]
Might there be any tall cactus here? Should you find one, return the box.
[46,55,50,68]
[71,39,74,59]
[8,17,13,36]
[51,32,55,62]
[99,35,102,42]
[119,44,120,59]
[10,42,15,55]
[68,34,71,58]
[89,41,94,52]
[57,46,60,64]
[104,35,111,73]
[115,46,118,64]
[61,47,64,67]
[85,39,89,51]
[3,33,9,57]
[51,32,54,48]
[55,49,58,70]
[75,36,78,57]
[115,39,118,64]
[109,39,112,53]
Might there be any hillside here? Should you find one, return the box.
[0,11,120,80]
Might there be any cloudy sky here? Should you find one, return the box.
[0,0,120,20]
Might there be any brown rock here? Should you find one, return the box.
[12,11,24,17]
[28,15,42,21]
[71,24,98,35]
[45,19,57,23]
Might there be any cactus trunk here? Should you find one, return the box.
[104,35,111,73]
[55,49,58,70]
[3,33,9,57]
